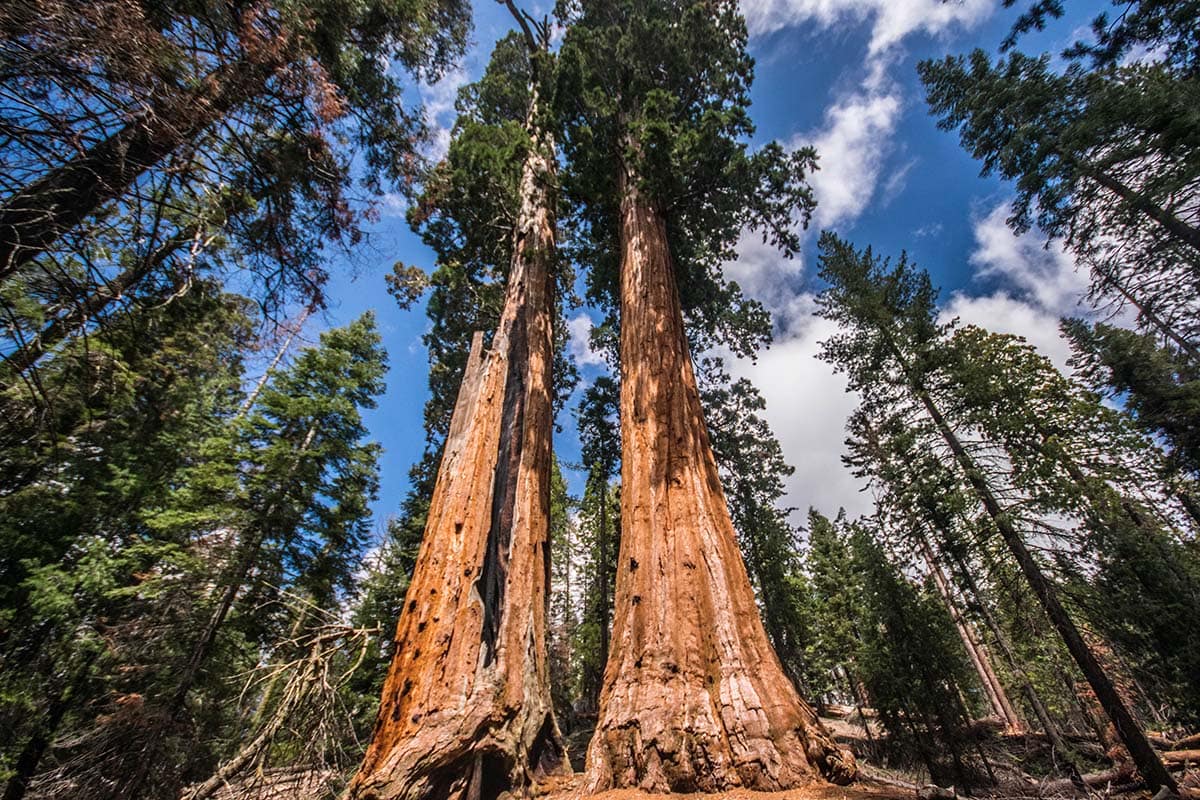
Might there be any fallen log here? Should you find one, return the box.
[1037,767,1132,796]
[1163,749,1200,765]
[1034,753,1196,797]
[1174,734,1200,751]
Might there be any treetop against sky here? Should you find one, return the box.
[315,0,1110,531]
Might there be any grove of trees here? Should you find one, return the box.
[1,0,1197,799]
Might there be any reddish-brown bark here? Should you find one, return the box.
[347,112,565,800]
[583,167,857,792]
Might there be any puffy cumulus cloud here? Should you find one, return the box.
[729,67,903,303]
[803,84,902,229]
[941,292,1076,372]
[941,200,1095,372]
[727,299,874,521]
[741,0,994,54]
[969,202,1090,316]
[567,313,607,367]
[726,228,812,329]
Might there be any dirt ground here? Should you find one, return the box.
[535,775,910,800]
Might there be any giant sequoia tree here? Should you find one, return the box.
[556,0,854,790]
[347,16,568,800]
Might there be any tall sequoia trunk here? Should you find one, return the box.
[583,163,856,793]
[0,52,282,283]
[346,86,565,800]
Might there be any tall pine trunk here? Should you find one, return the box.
[0,53,281,283]
[583,164,855,792]
[911,385,1178,795]
[347,88,565,800]
[917,534,1024,733]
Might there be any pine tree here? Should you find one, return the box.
[919,11,1200,354]
[0,281,255,800]
[848,524,981,788]
[1064,319,1200,483]
[815,232,1178,793]
[938,323,1200,726]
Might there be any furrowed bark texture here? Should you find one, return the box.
[584,168,857,793]
[347,123,564,800]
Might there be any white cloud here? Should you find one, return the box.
[968,202,1090,316]
[728,299,873,521]
[726,228,811,329]
[418,66,469,161]
[378,192,410,218]
[741,0,994,54]
[939,200,1094,371]
[802,85,902,228]
[941,292,1076,372]
[567,313,606,367]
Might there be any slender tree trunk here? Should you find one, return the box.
[1063,669,1114,747]
[1082,166,1200,256]
[3,222,204,375]
[347,76,566,800]
[597,477,610,695]
[2,685,73,800]
[583,161,855,792]
[236,305,313,418]
[842,667,878,757]
[0,52,282,283]
[909,383,1177,794]
[917,535,1024,733]
[1089,261,1199,362]
[166,423,318,724]
[945,546,1079,772]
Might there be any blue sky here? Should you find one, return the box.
[307,0,1112,536]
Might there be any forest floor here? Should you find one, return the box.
[543,714,1200,800]
[536,775,909,800]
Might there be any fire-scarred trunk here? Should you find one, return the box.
[583,162,856,793]
[347,85,565,800]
